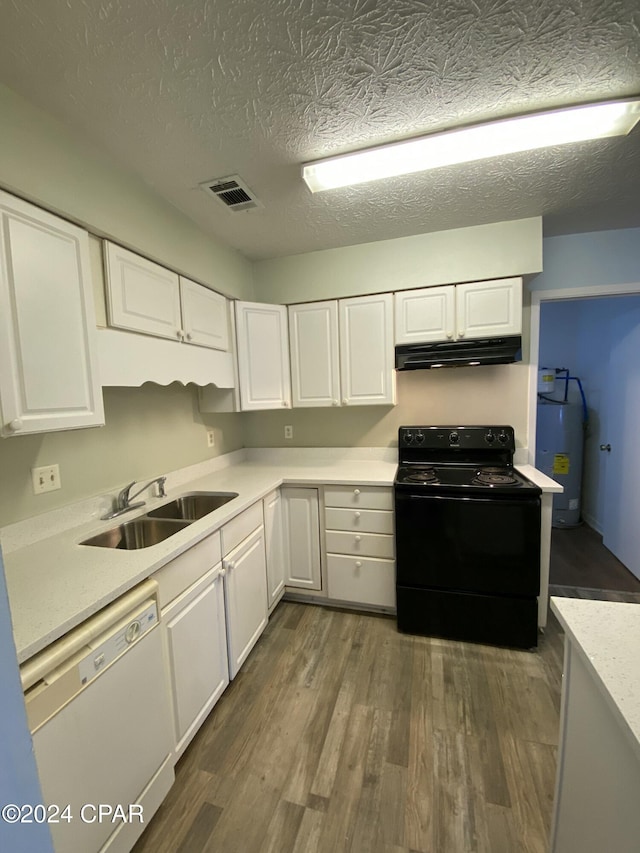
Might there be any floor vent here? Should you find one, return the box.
[200,175,262,211]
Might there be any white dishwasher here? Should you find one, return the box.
[21,579,175,853]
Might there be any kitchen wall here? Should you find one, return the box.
[0,83,254,301]
[253,217,542,303]
[243,364,530,451]
[530,226,640,292]
[0,385,244,527]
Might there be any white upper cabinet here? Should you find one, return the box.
[235,301,291,411]
[394,286,455,344]
[289,294,395,408]
[395,277,522,344]
[104,242,229,350]
[0,191,104,437]
[289,300,340,408]
[104,241,182,341]
[339,293,396,406]
[456,277,522,339]
[179,276,229,351]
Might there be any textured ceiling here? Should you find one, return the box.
[0,0,639,260]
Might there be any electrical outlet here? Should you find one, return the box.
[32,464,61,495]
[284,425,293,440]
[206,429,215,448]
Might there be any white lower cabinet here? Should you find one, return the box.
[264,489,287,611]
[324,485,396,609]
[163,568,229,760]
[221,506,269,679]
[282,487,322,590]
[153,533,229,761]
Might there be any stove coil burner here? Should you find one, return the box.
[406,466,439,484]
[473,466,518,486]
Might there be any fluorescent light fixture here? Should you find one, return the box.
[302,98,640,192]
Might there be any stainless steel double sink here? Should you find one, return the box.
[81,492,238,550]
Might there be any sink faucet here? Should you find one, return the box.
[102,476,167,520]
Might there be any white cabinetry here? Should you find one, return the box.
[179,277,229,350]
[324,486,396,609]
[221,503,269,678]
[0,190,104,437]
[282,487,322,590]
[263,489,287,611]
[104,241,229,350]
[395,277,522,344]
[153,533,229,761]
[235,301,291,411]
[289,300,340,408]
[288,293,395,408]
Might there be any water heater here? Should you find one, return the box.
[535,400,584,527]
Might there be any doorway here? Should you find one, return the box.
[529,284,640,595]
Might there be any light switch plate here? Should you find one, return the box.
[32,464,61,495]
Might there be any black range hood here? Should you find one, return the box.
[395,336,522,370]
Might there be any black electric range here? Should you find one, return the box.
[394,426,542,649]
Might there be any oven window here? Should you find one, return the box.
[395,493,540,596]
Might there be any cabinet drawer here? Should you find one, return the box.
[326,554,396,608]
[153,532,222,609]
[325,507,393,534]
[325,530,394,559]
[221,502,263,554]
[324,486,393,510]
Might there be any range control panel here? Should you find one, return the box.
[399,426,515,452]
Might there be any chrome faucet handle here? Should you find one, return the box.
[157,476,167,498]
[117,481,137,509]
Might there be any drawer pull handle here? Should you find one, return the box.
[355,561,362,569]
[354,535,362,542]
[353,488,361,496]
[354,512,361,519]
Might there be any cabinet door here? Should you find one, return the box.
[456,277,522,339]
[164,568,229,759]
[394,286,455,344]
[282,487,321,590]
[104,241,182,341]
[235,301,292,411]
[0,191,104,436]
[263,489,287,610]
[223,525,268,679]
[289,300,340,407]
[179,277,229,351]
[339,293,396,406]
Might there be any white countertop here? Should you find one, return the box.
[551,596,640,760]
[2,454,397,663]
[1,449,560,665]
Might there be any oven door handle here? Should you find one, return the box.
[396,492,540,507]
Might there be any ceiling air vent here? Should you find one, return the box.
[200,175,262,212]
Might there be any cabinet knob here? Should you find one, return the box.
[355,535,362,542]
[176,329,183,339]
[332,400,338,406]
[459,330,465,338]
[282,401,289,408]
[353,489,361,496]
[219,567,227,578]
[354,512,361,519]
[7,418,23,432]
[226,560,235,571]
[446,331,453,339]
[342,398,348,405]
[186,332,192,341]
[355,561,362,569]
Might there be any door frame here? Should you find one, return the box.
[527,281,640,464]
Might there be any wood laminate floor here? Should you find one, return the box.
[549,523,640,602]
[134,603,565,853]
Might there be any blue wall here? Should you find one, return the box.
[0,547,53,852]
[531,227,640,291]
